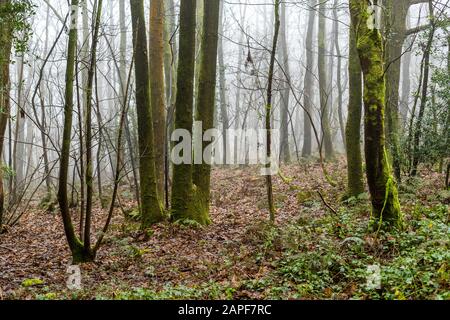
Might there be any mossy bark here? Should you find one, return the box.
[130,0,164,228]
[191,0,220,225]
[0,0,12,230]
[57,0,95,263]
[149,0,166,198]
[171,0,197,222]
[345,15,364,197]
[83,0,103,250]
[350,1,402,227]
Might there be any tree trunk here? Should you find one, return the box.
[333,0,345,151]
[170,0,197,222]
[218,1,229,165]
[149,0,166,197]
[83,0,103,251]
[350,0,402,228]
[301,0,316,157]
[400,34,412,126]
[318,1,334,159]
[191,0,220,225]
[58,0,93,263]
[345,9,364,197]
[411,1,435,176]
[384,0,409,182]
[0,0,13,230]
[130,0,164,227]
[265,0,281,223]
[278,1,290,163]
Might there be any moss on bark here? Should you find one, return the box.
[191,0,221,225]
[171,0,197,222]
[345,17,365,197]
[130,0,164,228]
[350,1,402,228]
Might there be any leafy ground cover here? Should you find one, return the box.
[0,159,448,300]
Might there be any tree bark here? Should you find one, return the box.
[170,0,197,222]
[411,1,435,176]
[318,1,334,159]
[191,0,221,225]
[301,0,316,157]
[265,0,281,223]
[0,0,13,231]
[149,0,166,197]
[345,9,364,197]
[218,1,229,165]
[278,1,290,163]
[58,0,93,263]
[350,0,402,228]
[130,0,164,227]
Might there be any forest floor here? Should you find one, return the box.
[0,158,449,300]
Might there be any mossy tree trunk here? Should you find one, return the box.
[301,0,316,157]
[318,1,334,160]
[171,0,197,222]
[149,0,166,198]
[0,0,12,231]
[58,0,94,263]
[83,0,103,253]
[345,9,364,197]
[350,0,402,227]
[191,0,221,225]
[130,0,164,228]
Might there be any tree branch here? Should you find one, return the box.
[405,23,431,37]
[409,0,429,5]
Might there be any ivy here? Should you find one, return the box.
[0,0,35,54]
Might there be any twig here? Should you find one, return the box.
[317,190,338,215]
[0,245,14,252]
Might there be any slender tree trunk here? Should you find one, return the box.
[130,0,164,227]
[234,5,247,165]
[191,0,220,225]
[318,1,334,159]
[411,1,435,176]
[333,0,345,151]
[0,0,13,230]
[218,1,229,165]
[58,0,91,263]
[400,34,412,126]
[278,1,290,163]
[350,0,402,228]
[83,0,103,252]
[149,0,166,197]
[40,5,52,194]
[302,0,316,157]
[171,0,197,222]
[12,54,26,203]
[384,0,410,183]
[265,0,281,223]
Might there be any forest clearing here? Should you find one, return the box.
[0,0,449,302]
